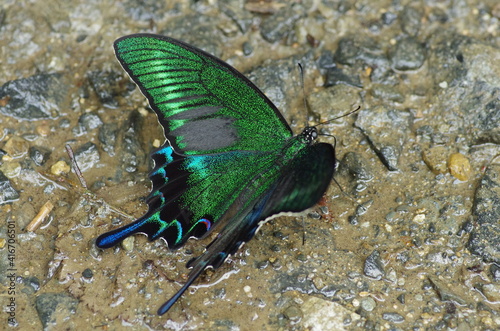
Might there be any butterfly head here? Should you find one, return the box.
[302,126,318,144]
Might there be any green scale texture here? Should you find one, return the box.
[115,35,293,154]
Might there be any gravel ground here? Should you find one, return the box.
[0,1,499,330]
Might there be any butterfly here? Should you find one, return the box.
[95,34,337,315]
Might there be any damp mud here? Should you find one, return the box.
[1,1,499,330]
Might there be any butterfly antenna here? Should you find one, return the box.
[316,105,361,127]
[297,63,310,127]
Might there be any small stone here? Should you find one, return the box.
[29,146,51,166]
[78,112,103,131]
[0,161,21,178]
[422,146,449,174]
[82,268,93,280]
[360,297,376,311]
[382,312,404,323]
[0,73,68,120]
[341,152,374,182]
[35,293,79,329]
[3,136,29,159]
[400,5,423,36]
[428,277,467,306]
[480,284,500,302]
[491,264,500,281]
[448,153,472,181]
[74,142,100,172]
[121,236,135,251]
[370,84,405,103]
[364,250,385,280]
[50,160,70,176]
[0,170,20,204]
[391,37,426,71]
[36,122,51,136]
[283,305,303,323]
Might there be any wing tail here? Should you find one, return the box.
[95,216,150,249]
[157,194,269,314]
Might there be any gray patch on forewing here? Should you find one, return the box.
[171,117,238,151]
[169,106,223,120]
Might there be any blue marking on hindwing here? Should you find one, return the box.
[188,218,212,233]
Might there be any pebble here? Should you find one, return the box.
[121,236,135,251]
[3,136,29,159]
[364,250,385,280]
[50,160,70,175]
[360,297,376,311]
[480,284,500,302]
[422,146,448,174]
[283,305,303,323]
[448,153,472,181]
[382,312,405,323]
[0,161,21,178]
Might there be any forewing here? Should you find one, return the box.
[114,34,293,155]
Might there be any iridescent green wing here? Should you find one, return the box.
[114,33,293,155]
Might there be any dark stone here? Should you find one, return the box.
[426,31,469,88]
[0,171,20,204]
[98,123,118,156]
[35,293,79,330]
[0,73,69,120]
[428,7,449,24]
[23,276,40,293]
[74,142,100,173]
[428,277,467,306]
[221,0,253,33]
[355,107,412,171]
[317,50,336,73]
[29,146,51,166]
[246,51,315,116]
[161,15,224,58]
[59,118,71,129]
[468,164,500,264]
[370,84,405,103]
[82,268,93,279]
[270,266,338,298]
[491,264,500,281]
[364,250,385,280]
[87,70,125,109]
[381,12,397,25]
[400,5,424,36]
[78,112,103,131]
[390,37,426,71]
[324,67,362,88]
[260,4,305,43]
[334,37,387,67]
[242,42,253,56]
[382,312,404,323]
[121,110,146,173]
[340,152,374,182]
[120,0,171,21]
[397,294,405,304]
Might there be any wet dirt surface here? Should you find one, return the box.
[1,0,499,330]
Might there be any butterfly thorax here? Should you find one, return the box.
[300,126,318,145]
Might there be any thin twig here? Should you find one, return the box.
[26,201,54,232]
[65,144,88,189]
